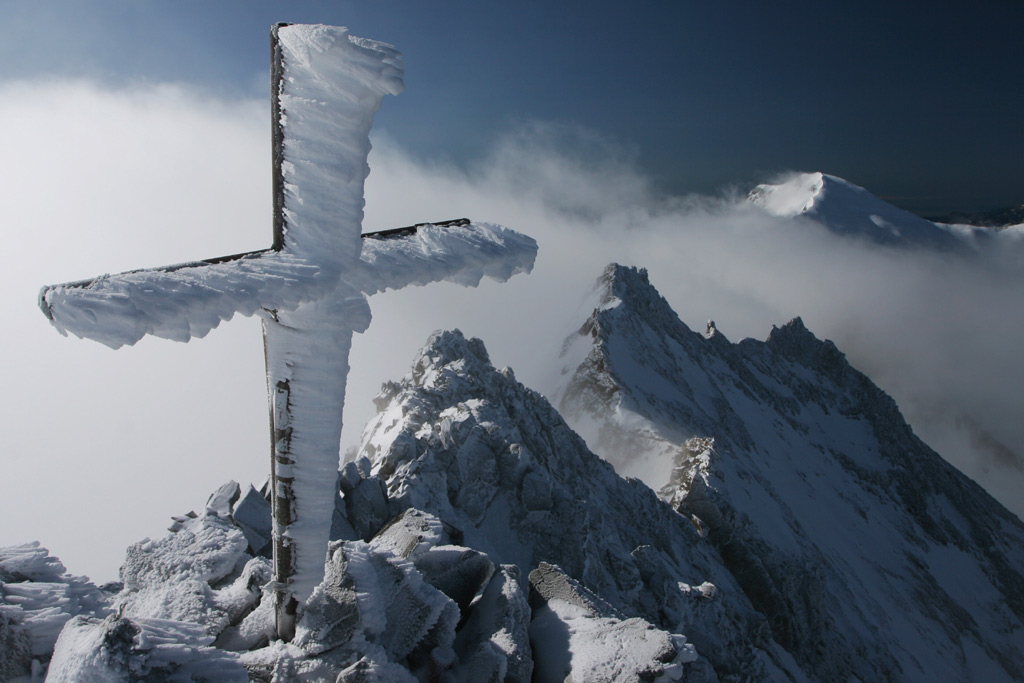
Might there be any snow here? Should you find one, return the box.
[358,221,537,295]
[749,171,962,249]
[528,563,695,682]
[47,614,248,682]
[531,600,689,682]
[39,250,322,349]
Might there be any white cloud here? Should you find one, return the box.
[5,81,1020,584]
[359,122,1024,519]
[0,81,271,583]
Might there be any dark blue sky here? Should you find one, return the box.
[5,1,1021,214]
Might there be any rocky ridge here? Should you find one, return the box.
[556,263,1024,681]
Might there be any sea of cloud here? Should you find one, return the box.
[2,81,1020,584]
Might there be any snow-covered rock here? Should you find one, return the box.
[358,327,800,680]
[0,542,110,680]
[117,507,269,638]
[528,562,697,683]
[47,614,247,682]
[19,262,1024,680]
[556,262,1024,681]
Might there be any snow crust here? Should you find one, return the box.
[48,615,247,682]
[528,562,695,682]
[358,221,538,295]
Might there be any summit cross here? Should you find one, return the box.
[38,24,536,642]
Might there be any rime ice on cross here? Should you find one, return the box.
[38,24,537,642]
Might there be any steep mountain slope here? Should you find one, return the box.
[556,263,1024,681]
[748,172,970,248]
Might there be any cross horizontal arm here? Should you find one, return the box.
[357,220,538,295]
[38,220,536,349]
[39,249,320,349]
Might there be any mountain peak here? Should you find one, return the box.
[766,316,837,359]
[589,263,673,323]
[410,329,491,381]
[597,262,650,299]
[584,263,692,337]
[747,171,828,215]
[749,172,960,248]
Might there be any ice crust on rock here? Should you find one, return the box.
[0,543,110,680]
[528,563,696,683]
[47,614,247,682]
[452,563,533,683]
[117,509,268,635]
[556,262,1024,682]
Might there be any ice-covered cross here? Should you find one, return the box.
[38,24,536,642]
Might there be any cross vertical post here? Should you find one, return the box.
[38,24,537,643]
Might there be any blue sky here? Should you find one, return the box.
[5,1,1022,214]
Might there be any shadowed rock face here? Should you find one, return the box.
[557,263,1024,682]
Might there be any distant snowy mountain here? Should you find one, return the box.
[555,263,1024,681]
[928,204,1024,230]
[748,172,978,248]
[5,265,1024,681]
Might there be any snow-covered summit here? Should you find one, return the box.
[557,262,1024,681]
[748,171,965,248]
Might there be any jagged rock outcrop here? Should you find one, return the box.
[357,327,799,680]
[557,263,1024,681]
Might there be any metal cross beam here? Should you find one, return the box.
[38,24,536,642]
